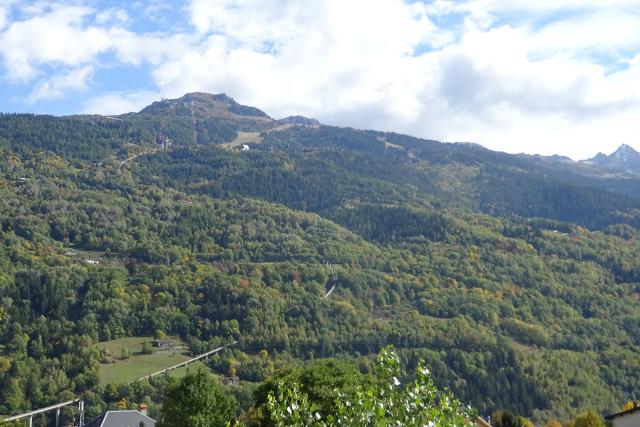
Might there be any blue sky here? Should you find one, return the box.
[1,0,640,159]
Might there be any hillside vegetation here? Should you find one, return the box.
[0,94,639,424]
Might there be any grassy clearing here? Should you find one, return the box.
[98,336,212,385]
[57,245,122,267]
[220,131,262,149]
[97,336,171,354]
[164,361,212,380]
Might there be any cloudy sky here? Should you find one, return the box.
[1,0,640,159]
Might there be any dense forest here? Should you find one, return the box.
[0,93,639,425]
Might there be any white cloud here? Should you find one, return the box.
[476,0,640,13]
[112,31,190,66]
[628,54,640,65]
[450,0,640,20]
[0,0,20,31]
[0,7,7,30]
[0,6,109,81]
[188,0,439,54]
[82,90,159,115]
[431,26,637,117]
[527,10,640,55]
[0,4,187,82]
[94,8,130,26]
[27,65,93,103]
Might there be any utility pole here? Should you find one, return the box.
[78,400,84,427]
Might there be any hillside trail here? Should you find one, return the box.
[119,148,158,168]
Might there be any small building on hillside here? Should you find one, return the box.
[155,134,172,150]
[86,409,156,427]
[606,403,640,427]
[152,339,173,349]
[476,416,492,427]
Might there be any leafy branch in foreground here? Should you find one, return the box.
[267,347,476,426]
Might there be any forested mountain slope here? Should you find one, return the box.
[0,93,639,424]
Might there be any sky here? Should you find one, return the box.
[1,1,640,159]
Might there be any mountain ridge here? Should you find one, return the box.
[137,93,640,172]
[583,143,640,171]
[3,92,640,227]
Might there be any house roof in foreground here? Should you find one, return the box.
[86,409,156,427]
[605,405,640,420]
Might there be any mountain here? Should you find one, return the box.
[1,93,639,424]
[584,144,640,172]
[275,115,321,127]
[139,92,273,122]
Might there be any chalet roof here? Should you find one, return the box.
[85,410,156,427]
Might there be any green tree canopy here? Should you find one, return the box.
[255,358,368,419]
[158,369,237,427]
[573,410,604,427]
[492,410,534,427]
[266,347,476,426]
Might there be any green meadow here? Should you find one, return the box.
[97,337,210,385]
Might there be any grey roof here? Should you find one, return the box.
[86,410,156,427]
[605,405,640,420]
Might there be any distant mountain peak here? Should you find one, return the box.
[584,143,640,171]
[611,143,639,161]
[139,92,272,121]
[182,92,236,105]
